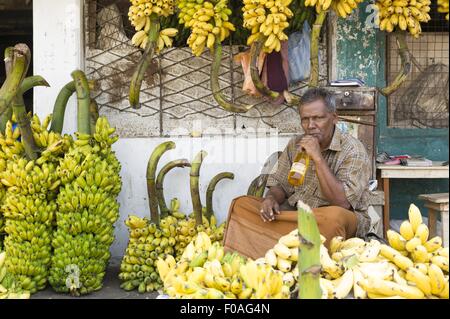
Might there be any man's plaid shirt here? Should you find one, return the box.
[266,127,371,237]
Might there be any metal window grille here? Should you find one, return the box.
[387,3,449,128]
[84,0,328,137]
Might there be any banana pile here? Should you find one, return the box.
[0,251,31,299]
[317,204,449,299]
[178,0,236,56]
[438,0,449,20]
[129,0,179,51]
[243,0,293,52]
[0,116,70,293]
[157,232,291,298]
[119,199,226,293]
[49,117,122,296]
[119,214,180,293]
[375,0,431,37]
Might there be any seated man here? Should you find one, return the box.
[232,87,371,247]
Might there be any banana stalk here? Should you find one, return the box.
[190,150,207,226]
[247,151,281,197]
[19,76,50,95]
[0,44,29,119]
[211,39,254,113]
[297,200,322,299]
[147,141,176,225]
[12,94,38,160]
[0,47,14,132]
[4,75,51,132]
[9,44,38,160]
[205,172,234,220]
[309,11,327,87]
[129,15,160,109]
[71,70,91,135]
[50,80,96,133]
[156,159,191,218]
[379,31,411,96]
[89,99,99,134]
[249,39,280,99]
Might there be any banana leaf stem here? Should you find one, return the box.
[50,80,96,134]
[156,159,191,218]
[0,47,14,132]
[297,200,322,299]
[247,151,281,197]
[379,31,411,96]
[205,172,234,220]
[71,70,91,135]
[211,39,254,113]
[129,15,160,109]
[146,141,176,225]
[12,94,38,160]
[19,76,50,95]
[0,44,30,118]
[249,39,280,99]
[190,151,207,226]
[309,11,327,87]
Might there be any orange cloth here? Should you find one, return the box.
[224,196,357,258]
[234,49,266,96]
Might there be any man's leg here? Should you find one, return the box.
[312,206,358,248]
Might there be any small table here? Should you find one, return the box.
[376,161,449,237]
[418,193,449,247]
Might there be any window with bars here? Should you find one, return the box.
[387,3,449,128]
[84,0,329,138]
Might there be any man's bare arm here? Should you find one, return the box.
[314,158,351,209]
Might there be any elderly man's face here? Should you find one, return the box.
[298,99,338,147]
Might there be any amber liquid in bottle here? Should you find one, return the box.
[288,151,310,186]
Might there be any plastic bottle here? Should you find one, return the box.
[287,151,310,186]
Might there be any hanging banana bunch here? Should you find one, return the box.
[374,0,431,37]
[177,0,234,56]
[374,1,431,95]
[243,0,294,98]
[128,0,178,109]
[438,0,449,20]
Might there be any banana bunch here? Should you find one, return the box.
[118,199,226,293]
[179,0,236,56]
[438,0,449,20]
[319,203,449,299]
[0,251,31,299]
[174,205,226,259]
[243,0,293,52]
[156,28,179,53]
[49,117,122,296]
[0,118,70,294]
[157,232,291,298]
[1,119,24,245]
[128,0,176,28]
[119,214,180,293]
[129,0,177,49]
[304,0,363,18]
[375,0,431,38]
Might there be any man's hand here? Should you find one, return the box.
[260,195,280,222]
[297,135,322,162]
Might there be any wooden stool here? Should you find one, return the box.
[418,193,449,247]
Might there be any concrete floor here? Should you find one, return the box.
[32,257,159,299]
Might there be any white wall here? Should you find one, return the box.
[32,0,294,257]
[33,0,84,135]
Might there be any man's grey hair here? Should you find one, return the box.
[299,87,336,113]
